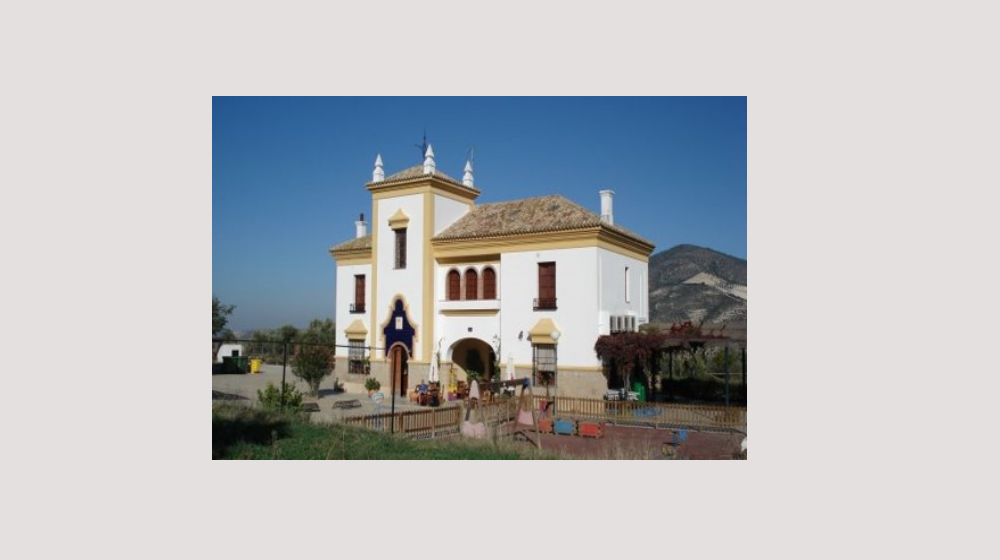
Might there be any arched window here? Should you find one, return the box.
[447,270,461,301]
[465,269,479,300]
[483,267,497,300]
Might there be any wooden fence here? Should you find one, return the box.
[343,406,462,438]
[530,395,746,431]
[341,399,521,439]
[342,396,745,437]
[468,399,518,426]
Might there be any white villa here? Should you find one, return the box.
[329,146,654,399]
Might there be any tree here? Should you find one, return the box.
[291,319,337,397]
[302,319,336,345]
[291,342,335,397]
[276,324,299,344]
[594,330,666,394]
[213,296,235,337]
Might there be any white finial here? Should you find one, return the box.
[373,154,384,182]
[463,160,474,187]
[423,144,436,175]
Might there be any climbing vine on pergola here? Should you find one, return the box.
[594,330,667,391]
[595,322,738,398]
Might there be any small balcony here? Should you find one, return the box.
[438,299,501,314]
[350,303,366,314]
[533,298,557,311]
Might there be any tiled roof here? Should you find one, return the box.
[433,194,654,247]
[368,164,477,191]
[330,234,372,253]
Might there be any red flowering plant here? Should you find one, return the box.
[594,330,667,394]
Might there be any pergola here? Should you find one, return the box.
[659,324,746,407]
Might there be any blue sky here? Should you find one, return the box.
[213,97,746,331]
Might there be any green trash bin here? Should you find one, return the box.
[632,381,646,402]
[234,356,249,374]
[222,356,248,374]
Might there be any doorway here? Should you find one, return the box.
[449,338,494,381]
[391,344,409,397]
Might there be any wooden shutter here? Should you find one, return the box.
[465,269,479,300]
[447,270,461,301]
[354,275,365,308]
[483,267,497,300]
[395,228,407,268]
[538,262,556,308]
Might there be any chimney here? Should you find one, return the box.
[355,213,367,238]
[599,189,615,225]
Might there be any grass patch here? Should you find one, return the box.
[213,404,558,460]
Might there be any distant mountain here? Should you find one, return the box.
[648,244,747,326]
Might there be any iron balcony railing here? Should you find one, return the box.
[350,303,366,313]
[533,298,557,311]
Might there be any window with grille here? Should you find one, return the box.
[447,270,461,300]
[483,267,497,300]
[348,340,366,374]
[533,344,557,388]
[394,228,407,269]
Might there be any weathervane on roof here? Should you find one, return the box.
[414,130,429,161]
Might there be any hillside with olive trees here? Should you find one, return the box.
[648,244,747,326]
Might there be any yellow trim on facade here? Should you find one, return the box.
[422,191,434,363]
[388,208,410,230]
[370,197,379,352]
[528,318,561,345]
[433,227,652,262]
[435,255,501,266]
[368,176,480,204]
[374,185,474,207]
[439,309,500,317]
[344,319,368,340]
[332,253,372,265]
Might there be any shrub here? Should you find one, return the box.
[291,344,335,396]
[257,381,304,411]
[365,377,381,392]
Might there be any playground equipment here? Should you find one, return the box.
[512,379,543,449]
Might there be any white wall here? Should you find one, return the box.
[216,344,244,362]
[334,263,371,353]
[376,194,426,360]
[596,248,650,334]
[439,314,501,362]
[434,194,470,234]
[499,247,600,369]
